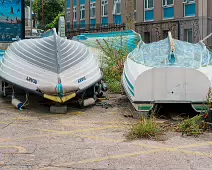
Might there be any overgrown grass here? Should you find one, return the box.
[96,38,129,93]
[96,36,138,93]
[177,88,212,136]
[127,116,163,139]
[177,114,207,136]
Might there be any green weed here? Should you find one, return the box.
[177,115,207,136]
[96,35,139,93]
[127,116,163,139]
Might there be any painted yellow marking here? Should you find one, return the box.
[0,134,54,143]
[12,117,34,121]
[53,146,212,166]
[0,121,11,125]
[73,133,212,158]
[73,134,124,143]
[25,125,124,134]
[59,120,131,126]
[179,149,212,157]
[71,112,85,115]
[0,106,15,108]
[36,114,66,119]
[176,142,212,149]
[163,147,212,157]
[0,125,123,143]
[56,149,162,166]
[0,146,27,153]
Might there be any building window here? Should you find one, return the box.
[73,6,77,21]
[184,29,192,43]
[144,32,150,43]
[183,0,196,17]
[90,19,96,28]
[145,0,154,9]
[144,0,154,21]
[74,21,78,30]
[113,0,121,15]
[162,0,174,6]
[101,0,108,17]
[183,0,195,2]
[162,0,174,19]
[90,2,96,18]
[80,5,85,20]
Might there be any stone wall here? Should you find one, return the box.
[135,21,179,42]
[179,18,201,43]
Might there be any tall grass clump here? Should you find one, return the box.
[96,36,135,93]
[177,114,207,136]
[127,115,163,139]
[177,88,212,136]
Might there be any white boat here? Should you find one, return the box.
[0,28,106,109]
[122,32,212,113]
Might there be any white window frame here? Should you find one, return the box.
[101,0,108,17]
[184,28,193,43]
[73,6,77,21]
[144,0,154,11]
[90,2,96,19]
[183,0,195,4]
[162,0,174,7]
[113,0,121,15]
[144,0,154,22]
[80,5,85,20]
[183,0,196,17]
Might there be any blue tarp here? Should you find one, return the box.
[73,30,142,53]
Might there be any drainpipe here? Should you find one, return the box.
[178,20,180,40]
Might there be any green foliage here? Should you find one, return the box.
[33,0,64,30]
[127,116,163,139]
[176,88,212,136]
[46,13,65,31]
[205,87,212,115]
[25,0,30,7]
[96,38,130,93]
[177,115,207,136]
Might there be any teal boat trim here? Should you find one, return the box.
[124,72,134,91]
[128,86,134,96]
[121,75,134,99]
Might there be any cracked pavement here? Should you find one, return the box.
[0,95,212,170]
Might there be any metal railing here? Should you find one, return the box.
[65,17,212,48]
[66,23,125,39]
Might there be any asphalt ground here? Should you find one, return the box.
[0,95,212,170]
